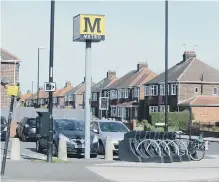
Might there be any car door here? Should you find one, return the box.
[20,118,28,136]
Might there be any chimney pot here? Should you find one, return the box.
[65,81,71,87]
[137,62,148,71]
[183,51,196,61]
[107,70,116,78]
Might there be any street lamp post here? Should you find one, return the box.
[164,0,169,132]
[37,47,45,108]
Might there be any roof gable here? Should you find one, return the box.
[145,58,193,85]
[91,75,118,92]
[1,48,20,61]
[178,59,219,82]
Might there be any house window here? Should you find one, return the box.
[194,87,198,94]
[91,108,95,116]
[134,88,139,98]
[160,85,165,95]
[149,85,158,96]
[124,89,129,98]
[110,90,117,99]
[171,84,177,95]
[117,107,122,117]
[103,91,109,97]
[213,87,218,95]
[111,106,117,117]
[144,86,149,96]
[68,95,74,101]
[134,107,138,117]
[149,106,158,113]
[92,93,97,101]
[64,95,68,101]
[159,105,169,112]
[118,89,125,98]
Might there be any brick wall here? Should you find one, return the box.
[192,107,219,122]
[178,83,219,102]
[1,62,20,107]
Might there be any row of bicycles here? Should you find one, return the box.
[119,130,208,163]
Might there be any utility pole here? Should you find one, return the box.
[47,0,55,163]
[32,81,34,106]
[164,0,169,132]
[37,47,45,108]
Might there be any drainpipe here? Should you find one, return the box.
[177,81,180,112]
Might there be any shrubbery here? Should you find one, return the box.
[148,111,194,130]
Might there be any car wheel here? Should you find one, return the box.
[21,133,26,142]
[98,141,105,155]
[52,142,58,157]
[36,140,43,153]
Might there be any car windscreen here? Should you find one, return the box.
[54,119,84,131]
[27,118,36,126]
[99,122,129,132]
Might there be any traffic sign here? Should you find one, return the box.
[7,86,19,96]
[44,82,56,92]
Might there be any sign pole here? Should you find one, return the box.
[47,0,55,163]
[84,40,92,159]
[1,95,15,175]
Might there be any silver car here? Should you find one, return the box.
[90,119,130,155]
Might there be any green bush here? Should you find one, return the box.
[149,111,193,130]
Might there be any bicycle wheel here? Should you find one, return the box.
[189,141,205,161]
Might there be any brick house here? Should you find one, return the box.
[90,71,118,118]
[143,51,219,122]
[1,48,21,107]
[103,62,157,121]
[52,81,72,108]
[64,78,95,109]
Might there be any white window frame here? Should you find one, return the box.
[53,97,58,104]
[104,91,109,97]
[149,85,158,96]
[111,106,117,116]
[91,107,95,115]
[171,84,177,95]
[124,89,129,98]
[68,95,73,101]
[117,107,122,117]
[149,106,158,113]
[92,93,97,101]
[194,87,199,94]
[213,87,218,95]
[64,95,68,101]
[159,105,169,112]
[110,90,117,99]
[144,86,149,96]
[134,107,138,117]
[160,84,165,96]
[134,87,139,98]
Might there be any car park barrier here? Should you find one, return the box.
[118,131,201,163]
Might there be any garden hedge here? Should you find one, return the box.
[149,111,194,130]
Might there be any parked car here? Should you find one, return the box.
[1,116,7,141]
[36,119,99,157]
[16,117,37,141]
[90,119,130,155]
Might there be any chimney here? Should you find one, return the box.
[83,77,92,82]
[64,81,71,88]
[107,70,116,78]
[137,62,148,71]
[183,51,196,61]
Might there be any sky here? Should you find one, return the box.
[1,1,219,93]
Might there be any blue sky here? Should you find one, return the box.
[1,1,219,93]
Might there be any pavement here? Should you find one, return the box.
[1,139,219,182]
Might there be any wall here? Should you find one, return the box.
[1,107,91,122]
[178,83,219,102]
[1,62,19,107]
[192,107,219,122]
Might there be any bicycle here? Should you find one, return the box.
[175,131,206,161]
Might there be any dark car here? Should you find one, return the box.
[36,119,99,157]
[1,116,7,141]
[16,117,37,141]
